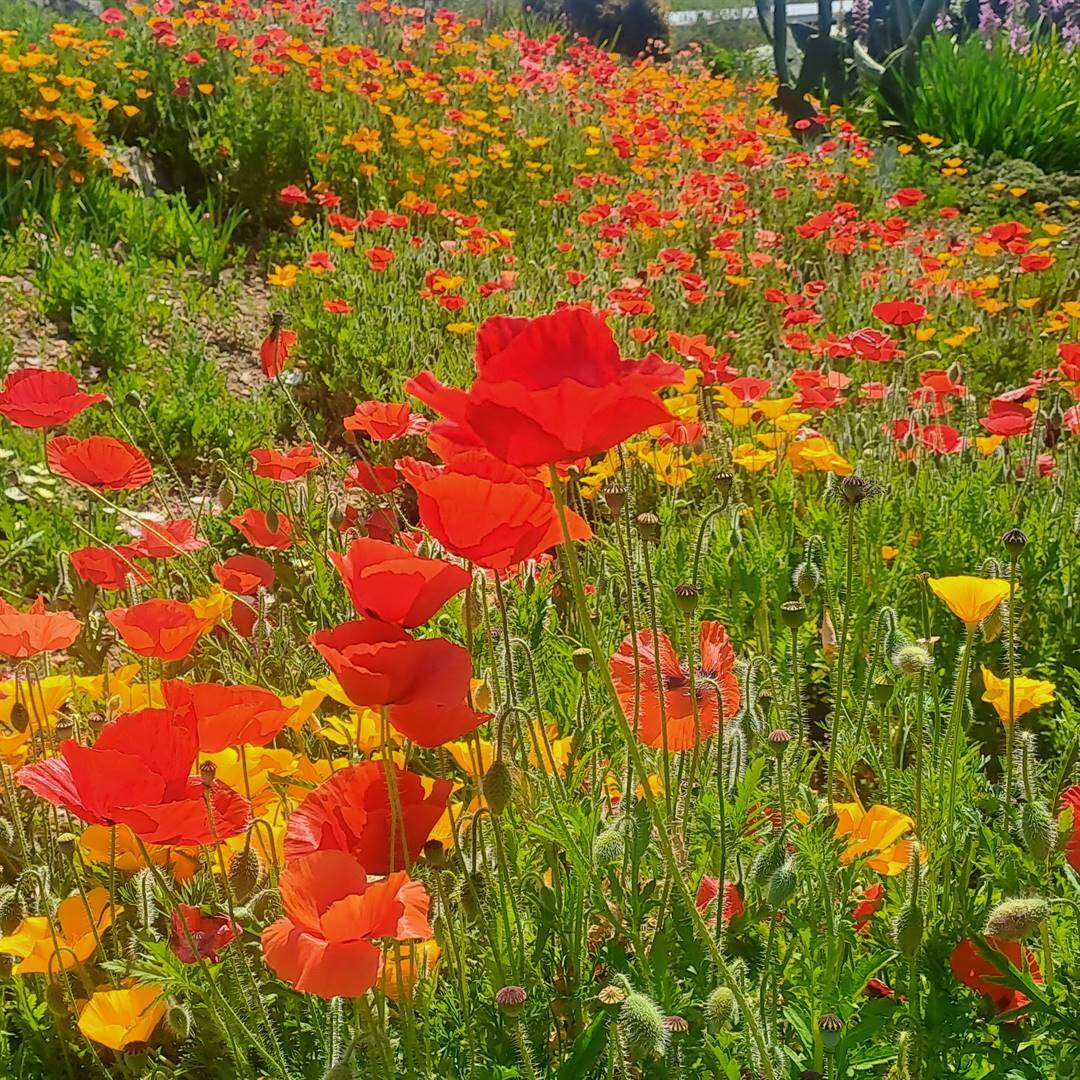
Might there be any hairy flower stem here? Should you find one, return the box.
[639,533,674,817]
[790,626,804,752]
[509,1016,538,1080]
[549,468,776,1080]
[913,669,926,835]
[677,611,703,838]
[1003,563,1018,823]
[940,624,975,922]
[826,502,857,807]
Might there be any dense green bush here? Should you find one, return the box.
[887,32,1080,174]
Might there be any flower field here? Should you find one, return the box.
[0,1,1079,1077]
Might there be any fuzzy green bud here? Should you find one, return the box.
[792,560,820,597]
[749,835,787,889]
[482,760,514,815]
[766,857,797,909]
[1021,800,1055,862]
[984,897,1051,941]
[705,985,738,1030]
[892,904,924,958]
[229,846,263,901]
[593,828,625,866]
[618,988,669,1061]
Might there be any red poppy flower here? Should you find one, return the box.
[949,938,1042,1014]
[1060,784,1080,873]
[610,621,740,751]
[1059,343,1080,381]
[310,619,471,709]
[344,401,426,441]
[169,905,237,964]
[17,708,249,845]
[259,327,297,378]
[105,600,210,662]
[230,509,294,550]
[398,452,591,571]
[213,555,275,596]
[919,424,964,454]
[262,851,431,998]
[343,460,401,494]
[695,876,744,923]
[163,680,294,753]
[871,300,927,326]
[725,376,773,403]
[407,307,684,467]
[0,369,106,428]
[848,328,900,363]
[284,761,452,874]
[329,538,471,628]
[388,700,489,748]
[980,401,1034,438]
[70,546,150,590]
[852,883,886,932]
[132,519,207,559]
[0,597,82,658]
[250,445,323,482]
[47,436,152,491]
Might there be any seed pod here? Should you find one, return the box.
[673,583,699,615]
[571,647,592,674]
[593,828,625,867]
[766,857,797,910]
[817,1012,844,1052]
[892,904,924,958]
[705,985,738,1030]
[635,511,660,543]
[482,760,514,815]
[984,897,1051,941]
[1001,528,1028,559]
[780,598,807,629]
[603,484,626,514]
[618,987,669,1061]
[1021,800,1055,862]
[423,840,446,868]
[229,845,264,901]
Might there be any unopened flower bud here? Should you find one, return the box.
[717,472,734,496]
[705,985,738,1030]
[984,897,1051,941]
[766,857,797,909]
[10,701,29,733]
[892,643,932,676]
[593,828,625,866]
[892,904,924,957]
[0,888,26,934]
[163,1002,192,1043]
[482,759,513,815]
[217,478,235,512]
[1020,799,1054,862]
[229,845,263,901]
[619,986,669,1061]
[793,560,820,596]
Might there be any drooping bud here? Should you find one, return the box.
[482,760,514,815]
[981,601,1006,643]
[984,897,1051,941]
[458,871,487,921]
[0,888,26,934]
[10,701,29,733]
[792,560,820,597]
[750,835,787,888]
[264,505,280,534]
[891,643,932,677]
[423,839,446,868]
[217,477,235,513]
[163,1002,192,1044]
[618,986,669,1061]
[229,845,264,901]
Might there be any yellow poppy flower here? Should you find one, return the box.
[78,825,198,881]
[381,940,441,1000]
[0,675,71,728]
[78,984,166,1051]
[834,803,922,876]
[189,585,233,624]
[980,667,1055,726]
[927,576,1011,626]
[0,888,116,974]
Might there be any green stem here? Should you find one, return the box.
[940,624,975,922]
[826,504,857,807]
[548,467,776,1080]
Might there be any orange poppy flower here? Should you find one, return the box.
[250,445,324,482]
[163,680,295,753]
[0,887,116,974]
[262,850,431,998]
[230,508,294,550]
[344,400,426,441]
[105,600,210,662]
[285,760,452,874]
[950,938,1042,1014]
[213,554,276,595]
[609,622,740,751]
[0,596,81,658]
